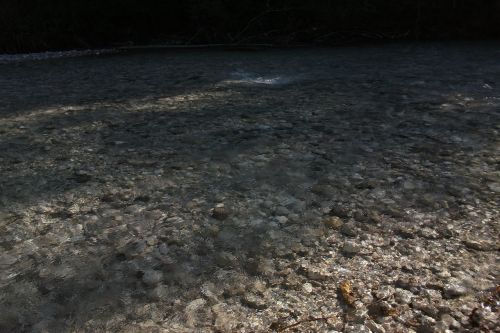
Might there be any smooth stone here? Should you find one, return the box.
[323,216,343,229]
[276,216,288,224]
[342,241,361,255]
[242,293,267,310]
[142,269,163,286]
[487,182,500,192]
[302,282,313,293]
[211,206,229,220]
[274,206,290,216]
[463,239,495,251]
[443,283,467,298]
[329,205,350,218]
[340,222,357,237]
[375,285,395,300]
[215,252,236,267]
[148,285,169,300]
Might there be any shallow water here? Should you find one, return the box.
[0,41,499,332]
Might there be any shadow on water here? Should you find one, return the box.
[0,42,499,331]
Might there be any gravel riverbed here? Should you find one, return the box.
[0,42,499,332]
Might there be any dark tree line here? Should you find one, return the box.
[1,0,499,53]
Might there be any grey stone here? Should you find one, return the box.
[242,293,267,310]
[274,206,290,216]
[290,200,306,213]
[148,284,169,300]
[345,324,372,333]
[215,252,237,267]
[411,300,438,317]
[470,307,497,330]
[276,216,288,224]
[211,206,229,220]
[487,182,500,192]
[340,222,358,237]
[365,319,386,333]
[302,282,313,293]
[443,283,467,298]
[310,184,335,197]
[342,241,361,255]
[246,258,275,277]
[323,216,343,229]
[184,298,209,327]
[329,205,350,218]
[142,269,163,286]
[303,266,331,281]
[463,239,496,251]
[374,285,395,300]
[438,314,461,330]
[212,303,238,332]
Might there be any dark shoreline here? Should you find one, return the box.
[2,36,500,59]
[3,1,499,54]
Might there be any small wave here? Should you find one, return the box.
[0,49,116,64]
[229,70,296,85]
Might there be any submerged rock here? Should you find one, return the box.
[443,283,468,299]
[342,241,362,255]
[324,216,343,229]
[242,293,267,310]
[211,206,229,220]
[142,269,163,286]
